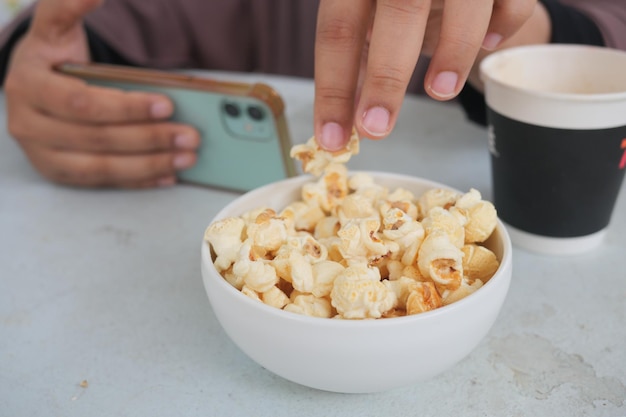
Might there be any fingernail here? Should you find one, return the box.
[173,153,195,169]
[362,106,390,137]
[319,122,346,151]
[482,32,503,51]
[157,176,176,187]
[174,133,198,149]
[430,71,458,98]
[151,101,173,119]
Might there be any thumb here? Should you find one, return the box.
[30,0,103,43]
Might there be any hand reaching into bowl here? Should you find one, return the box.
[313,0,537,151]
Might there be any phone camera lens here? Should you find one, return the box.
[247,105,265,121]
[224,102,241,117]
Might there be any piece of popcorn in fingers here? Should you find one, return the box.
[290,128,360,177]
[204,217,246,273]
[461,244,500,284]
[417,230,463,293]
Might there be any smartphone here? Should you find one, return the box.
[56,62,297,192]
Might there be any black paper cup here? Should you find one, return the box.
[480,45,626,255]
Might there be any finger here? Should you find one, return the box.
[314,0,372,151]
[355,0,430,140]
[31,0,103,43]
[482,0,537,51]
[424,0,494,100]
[7,104,199,153]
[22,68,174,123]
[23,144,197,188]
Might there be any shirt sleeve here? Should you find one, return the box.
[458,0,606,127]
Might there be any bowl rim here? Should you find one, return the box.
[202,171,513,327]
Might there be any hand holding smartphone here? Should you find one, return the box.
[57,62,296,192]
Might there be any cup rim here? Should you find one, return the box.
[480,44,626,102]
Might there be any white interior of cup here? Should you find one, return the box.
[480,45,626,128]
[481,44,626,97]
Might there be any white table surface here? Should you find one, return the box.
[1,72,625,417]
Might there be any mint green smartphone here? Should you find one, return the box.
[56,62,296,192]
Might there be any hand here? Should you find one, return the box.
[4,0,200,188]
[313,0,536,150]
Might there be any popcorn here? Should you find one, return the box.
[290,128,360,176]
[311,260,345,297]
[417,230,463,293]
[337,217,392,263]
[406,281,443,315]
[421,206,466,249]
[441,279,483,306]
[245,208,289,254]
[261,286,290,309]
[381,208,425,265]
[302,164,349,214]
[461,244,499,284]
[330,264,395,319]
[418,188,461,219]
[450,189,498,244]
[284,294,334,318]
[279,201,326,234]
[205,130,501,320]
[232,240,279,293]
[204,217,245,273]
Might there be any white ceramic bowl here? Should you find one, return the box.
[201,172,513,393]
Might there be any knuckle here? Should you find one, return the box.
[64,90,98,119]
[379,0,429,17]
[316,86,354,103]
[317,17,360,49]
[438,32,479,54]
[84,127,112,151]
[123,93,151,120]
[367,65,408,94]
